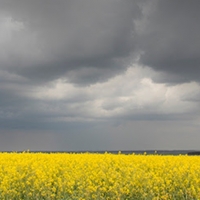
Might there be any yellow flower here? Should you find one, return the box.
[0,152,199,199]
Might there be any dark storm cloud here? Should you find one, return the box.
[137,0,200,83]
[0,0,142,84]
[1,0,200,151]
[1,0,200,85]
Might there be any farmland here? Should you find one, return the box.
[0,152,200,199]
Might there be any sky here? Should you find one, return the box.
[0,0,200,151]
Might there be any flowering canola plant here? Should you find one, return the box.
[0,153,200,199]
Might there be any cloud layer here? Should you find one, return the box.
[137,0,200,83]
[0,0,143,84]
[0,0,200,150]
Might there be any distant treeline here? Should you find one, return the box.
[187,151,200,155]
[1,150,199,155]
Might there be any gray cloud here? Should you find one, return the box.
[137,0,200,83]
[1,120,200,151]
[0,0,200,151]
[1,0,200,85]
[0,0,142,84]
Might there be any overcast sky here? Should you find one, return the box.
[0,0,200,151]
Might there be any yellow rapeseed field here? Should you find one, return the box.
[0,152,200,200]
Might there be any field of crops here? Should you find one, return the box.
[0,152,200,200]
